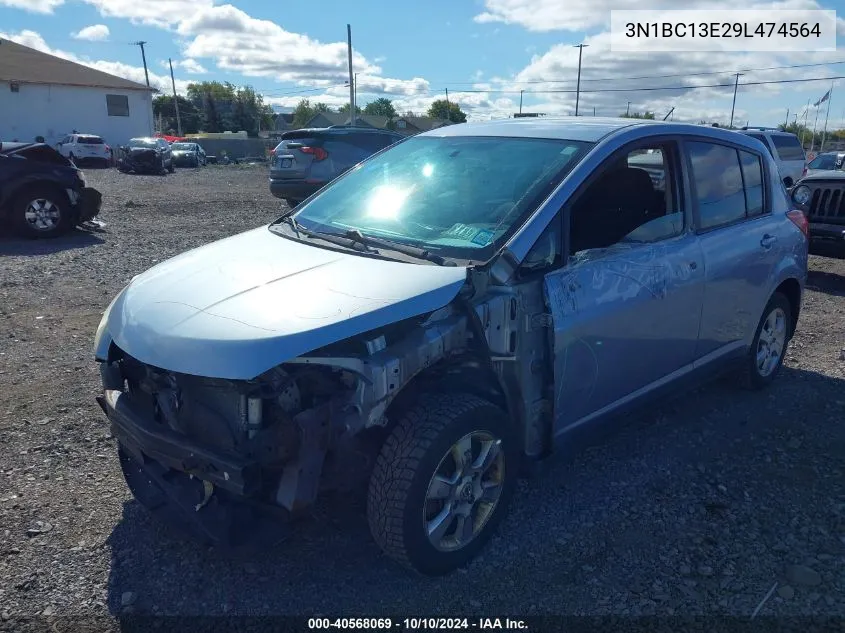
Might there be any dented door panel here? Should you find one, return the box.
[545,234,705,433]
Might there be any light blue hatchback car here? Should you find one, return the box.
[94,117,809,575]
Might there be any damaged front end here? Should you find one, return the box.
[94,302,478,546]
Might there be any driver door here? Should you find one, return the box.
[544,139,706,433]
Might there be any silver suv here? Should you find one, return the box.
[269,126,403,208]
[738,127,806,186]
[94,118,808,575]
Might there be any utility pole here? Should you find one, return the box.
[168,58,182,137]
[729,72,743,129]
[519,90,523,114]
[592,106,596,116]
[346,24,356,126]
[354,72,359,115]
[132,41,150,88]
[573,43,588,116]
[626,101,631,116]
[820,83,833,152]
[784,108,789,129]
[445,88,450,122]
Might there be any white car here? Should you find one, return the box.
[738,128,806,187]
[56,133,112,166]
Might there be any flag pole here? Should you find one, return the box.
[820,82,833,153]
[800,98,810,148]
[810,101,821,153]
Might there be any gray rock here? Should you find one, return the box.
[698,565,714,576]
[121,591,137,607]
[679,564,691,576]
[777,585,795,600]
[785,564,822,586]
[469,599,481,608]
[41,606,55,616]
[25,521,53,537]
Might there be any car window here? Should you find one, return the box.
[290,135,591,261]
[808,154,837,170]
[688,141,767,230]
[521,211,563,274]
[78,136,104,144]
[350,133,398,152]
[568,143,683,254]
[739,151,765,217]
[771,135,805,161]
[744,133,769,150]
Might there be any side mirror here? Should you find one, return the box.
[783,176,794,188]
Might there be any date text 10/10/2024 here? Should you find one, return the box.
[307,618,529,630]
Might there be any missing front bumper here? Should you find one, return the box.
[97,389,261,497]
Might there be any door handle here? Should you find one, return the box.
[760,234,777,248]
[689,261,698,270]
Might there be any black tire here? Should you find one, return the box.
[168,159,175,173]
[367,392,518,575]
[739,292,792,390]
[11,185,73,239]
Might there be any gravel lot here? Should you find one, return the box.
[1,165,844,622]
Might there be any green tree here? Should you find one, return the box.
[427,99,467,123]
[620,111,656,119]
[363,97,396,118]
[338,103,361,115]
[185,81,273,135]
[152,95,200,134]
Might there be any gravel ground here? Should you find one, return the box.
[1,165,844,622]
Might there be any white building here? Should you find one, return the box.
[0,38,156,147]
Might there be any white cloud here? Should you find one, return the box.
[1,30,191,94]
[72,24,110,41]
[76,1,431,96]
[165,58,209,74]
[0,0,63,13]
[475,0,836,32]
[81,0,213,28]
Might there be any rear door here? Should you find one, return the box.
[270,131,327,182]
[684,138,783,360]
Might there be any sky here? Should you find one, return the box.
[2,0,845,129]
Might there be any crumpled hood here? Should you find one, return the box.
[104,226,467,379]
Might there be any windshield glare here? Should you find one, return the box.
[171,143,194,150]
[289,135,590,260]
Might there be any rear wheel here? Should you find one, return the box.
[739,292,792,390]
[11,185,73,239]
[367,393,518,575]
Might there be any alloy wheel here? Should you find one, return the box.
[423,431,505,552]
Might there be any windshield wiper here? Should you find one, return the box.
[340,230,457,266]
[277,217,376,253]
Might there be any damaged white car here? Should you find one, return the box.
[94,118,807,575]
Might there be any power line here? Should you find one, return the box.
[432,59,845,87]
[443,74,845,95]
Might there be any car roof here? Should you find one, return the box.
[417,117,776,145]
[0,142,33,153]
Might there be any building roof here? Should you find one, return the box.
[0,38,154,92]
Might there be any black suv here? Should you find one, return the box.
[0,142,102,239]
[269,126,403,207]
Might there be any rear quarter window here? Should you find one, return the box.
[771,135,805,161]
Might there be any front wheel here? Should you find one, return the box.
[12,186,73,238]
[739,292,792,389]
[367,393,518,575]
[168,159,175,173]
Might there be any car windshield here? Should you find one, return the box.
[285,135,591,260]
[171,143,194,150]
[128,139,157,148]
[808,154,838,170]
